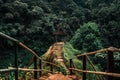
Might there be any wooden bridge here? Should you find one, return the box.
[0,32,120,80]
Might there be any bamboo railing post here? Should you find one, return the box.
[39,59,42,77]
[15,43,18,80]
[82,55,86,80]
[86,55,104,80]
[34,56,37,79]
[69,59,73,75]
[107,51,114,80]
[50,64,53,72]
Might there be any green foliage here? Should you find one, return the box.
[101,21,120,47]
[13,0,28,9]
[32,6,44,16]
[41,42,100,79]
[70,22,103,52]
[0,0,120,78]
[92,53,107,70]
[63,42,81,62]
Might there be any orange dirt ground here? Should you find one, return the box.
[39,73,82,80]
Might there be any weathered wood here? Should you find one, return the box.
[15,43,18,80]
[77,49,108,58]
[34,56,37,79]
[42,61,60,68]
[0,32,19,43]
[77,47,120,58]
[27,56,35,67]
[18,68,50,72]
[107,51,114,80]
[50,64,53,72]
[20,56,34,80]
[69,68,120,78]
[82,55,86,80]
[0,68,16,72]
[69,59,73,75]
[39,59,42,77]
[86,55,104,80]
[19,42,40,59]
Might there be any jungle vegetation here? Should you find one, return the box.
[0,0,120,77]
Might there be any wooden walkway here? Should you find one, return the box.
[0,32,120,80]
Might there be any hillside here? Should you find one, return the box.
[0,0,120,52]
[0,0,120,79]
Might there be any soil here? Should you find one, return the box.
[39,73,82,80]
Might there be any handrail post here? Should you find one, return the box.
[50,64,53,72]
[34,56,37,79]
[69,59,73,75]
[107,51,114,80]
[39,59,42,77]
[82,55,86,80]
[15,43,18,80]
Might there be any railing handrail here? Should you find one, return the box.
[0,32,40,59]
[0,32,19,43]
[18,68,52,72]
[42,60,61,68]
[69,47,120,80]
[75,47,120,58]
[0,68,17,72]
[0,32,61,68]
[0,32,120,80]
[0,32,61,79]
[69,68,120,78]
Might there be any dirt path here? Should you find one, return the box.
[44,42,69,74]
[39,73,82,80]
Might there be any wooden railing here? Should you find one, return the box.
[0,32,60,80]
[69,47,120,80]
[0,32,120,80]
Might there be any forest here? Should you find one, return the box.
[0,0,120,79]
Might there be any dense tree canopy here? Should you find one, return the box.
[70,22,103,52]
[0,0,120,73]
[0,0,119,49]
